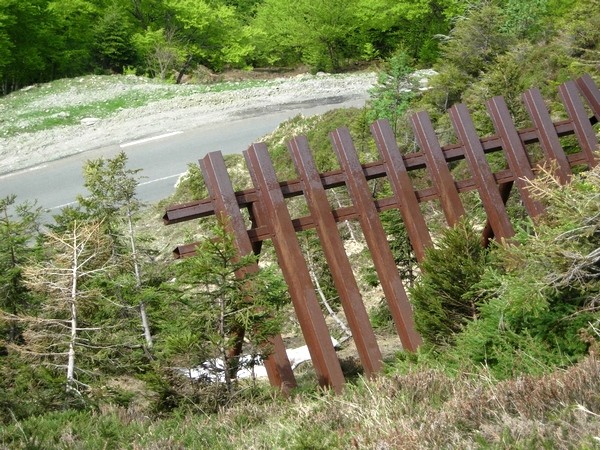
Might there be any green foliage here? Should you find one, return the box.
[0,0,465,90]
[0,352,66,423]
[453,167,600,377]
[369,299,394,332]
[165,0,250,71]
[408,167,600,379]
[18,220,114,396]
[160,219,288,400]
[93,4,136,74]
[45,0,98,77]
[420,1,514,118]
[441,2,513,80]
[250,0,456,72]
[451,284,593,378]
[501,0,550,40]
[2,355,600,448]
[381,210,417,286]
[0,0,590,94]
[0,0,51,93]
[0,195,41,344]
[78,151,143,241]
[559,0,600,71]
[367,50,416,135]
[78,151,165,356]
[132,27,185,80]
[251,0,360,72]
[409,218,489,346]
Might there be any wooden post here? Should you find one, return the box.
[288,135,383,377]
[330,127,422,352]
[244,143,345,392]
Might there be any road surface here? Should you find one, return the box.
[1,97,366,221]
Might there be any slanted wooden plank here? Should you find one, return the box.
[200,152,297,392]
[576,73,600,123]
[487,96,545,218]
[371,119,433,262]
[411,111,465,226]
[288,136,383,377]
[559,80,599,167]
[244,143,345,393]
[480,181,513,246]
[449,103,515,241]
[522,87,572,184]
[330,127,422,352]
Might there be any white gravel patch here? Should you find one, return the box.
[0,72,376,175]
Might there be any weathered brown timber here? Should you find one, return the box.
[411,111,466,226]
[244,143,345,393]
[330,127,422,352]
[199,152,297,392]
[486,96,545,218]
[450,103,515,241]
[576,73,600,122]
[559,80,599,167]
[164,73,600,392]
[288,135,383,377]
[372,119,433,262]
[522,87,572,184]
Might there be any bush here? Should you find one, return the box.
[409,218,489,346]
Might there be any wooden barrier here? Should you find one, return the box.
[164,73,600,391]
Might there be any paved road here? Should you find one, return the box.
[1,97,366,221]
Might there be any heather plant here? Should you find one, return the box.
[2,354,599,448]
[453,166,599,376]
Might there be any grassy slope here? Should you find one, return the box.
[2,87,599,450]
[1,355,598,449]
[0,74,272,138]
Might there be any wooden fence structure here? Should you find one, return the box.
[164,73,600,393]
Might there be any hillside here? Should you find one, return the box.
[1,1,600,448]
[0,71,376,175]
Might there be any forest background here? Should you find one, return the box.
[1,0,600,448]
[1,0,577,94]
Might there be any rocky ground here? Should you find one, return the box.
[0,71,377,175]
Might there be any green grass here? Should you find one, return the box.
[1,356,598,449]
[0,74,276,138]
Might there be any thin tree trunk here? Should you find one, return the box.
[127,206,153,349]
[219,295,233,394]
[67,228,78,393]
[176,55,193,84]
[139,301,153,349]
[309,267,351,338]
[331,189,357,241]
[305,244,351,338]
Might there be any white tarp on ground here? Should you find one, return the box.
[180,337,340,382]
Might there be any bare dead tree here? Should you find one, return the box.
[19,221,112,395]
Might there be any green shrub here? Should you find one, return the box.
[409,218,489,346]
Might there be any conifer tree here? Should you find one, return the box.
[78,152,156,351]
[20,221,111,394]
[166,220,287,396]
[0,195,41,344]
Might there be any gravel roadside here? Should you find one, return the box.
[0,72,376,175]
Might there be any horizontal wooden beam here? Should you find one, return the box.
[172,151,590,258]
[163,119,583,225]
